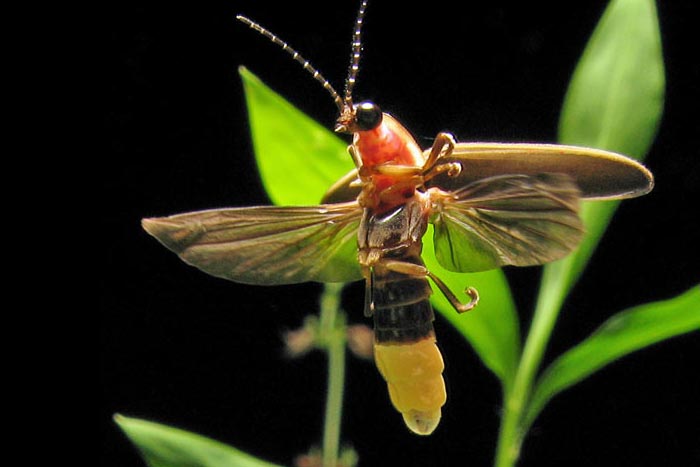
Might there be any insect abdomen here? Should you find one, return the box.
[371,269,447,435]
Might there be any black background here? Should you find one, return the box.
[104,1,699,466]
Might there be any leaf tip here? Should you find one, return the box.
[113,413,128,430]
[238,65,259,86]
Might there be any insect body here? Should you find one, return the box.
[142,1,654,435]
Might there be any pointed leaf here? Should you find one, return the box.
[239,67,353,206]
[539,0,665,314]
[240,68,521,386]
[559,0,665,158]
[524,286,700,429]
[115,414,285,467]
[424,228,520,389]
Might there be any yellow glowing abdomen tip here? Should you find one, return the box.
[374,336,446,435]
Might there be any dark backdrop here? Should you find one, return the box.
[104,1,699,466]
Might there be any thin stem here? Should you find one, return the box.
[318,283,347,467]
[494,261,570,467]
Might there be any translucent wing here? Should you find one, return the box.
[431,173,584,272]
[428,143,653,200]
[142,202,364,285]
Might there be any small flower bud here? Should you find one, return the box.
[283,316,319,357]
[346,324,374,359]
[294,446,358,467]
[294,450,320,467]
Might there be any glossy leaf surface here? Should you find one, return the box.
[239,66,353,206]
[525,0,666,429]
[488,4,668,464]
[115,415,284,467]
[542,0,665,307]
[525,286,700,429]
[423,231,520,389]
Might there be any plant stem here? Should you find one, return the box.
[494,262,570,467]
[318,283,347,467]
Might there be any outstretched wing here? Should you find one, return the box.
[142,202,364,285]
[431,173,584,272]
[323,143,654,204]
[428,143,653,200]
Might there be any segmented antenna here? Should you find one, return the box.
[343,0,369,105]
[236,14,345,111]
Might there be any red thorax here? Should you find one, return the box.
[354,114,425,212]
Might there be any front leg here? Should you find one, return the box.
[422,132,462,181]
[357,163,424,208]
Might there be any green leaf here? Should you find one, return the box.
[559,0,665,158]
[539,0,665,313]
[239,67,353,206]
[115,414,285,467]
[423,228,520,390]
[524,286,700,429]
[240,67,520,388]
[499,2,668,458]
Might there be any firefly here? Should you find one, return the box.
[142,1,653,435]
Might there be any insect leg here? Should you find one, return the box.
[422,132,462,181]
[423,132,455,170]
[364,267,375,317]
[348,144,363,168]
[381,259,479,314]
[360,164,423,178]
[357,164,424,207]
[427,271,479,314]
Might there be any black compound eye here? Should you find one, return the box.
[354,101,382,131]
